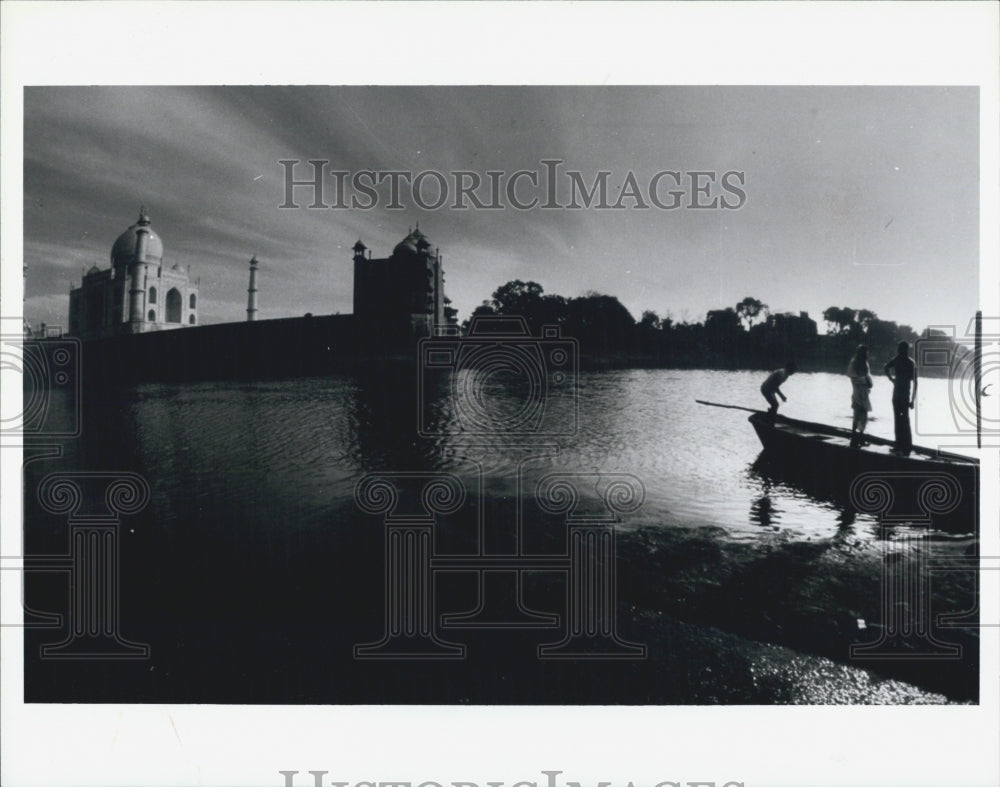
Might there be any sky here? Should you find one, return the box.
[23,85,979,335]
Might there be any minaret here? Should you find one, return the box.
[247,255,259,321]
[352,240,367,318]
[352,239,367,263]
[128,207,151,330]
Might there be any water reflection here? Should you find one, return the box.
[749,488,777,529]
[745,443,982,540]
[21,368,979,704]
[349,363,435,472]
[747,455,864,548]
[44,369,973,538]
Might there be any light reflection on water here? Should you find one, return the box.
[24,367,978,704]
[62,368,973,542]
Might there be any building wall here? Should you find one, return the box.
[69,219,446,351]
[83,313,361,384]
[143,266,198,329]
[353,247,446,341]
[69,268,118,341]
[70,262,198,339]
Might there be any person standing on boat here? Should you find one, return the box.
[884,340,917,455]
[848,345,873,448]
[760,361,796,420]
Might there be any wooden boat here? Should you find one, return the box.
[748,411,977,483]
[695,400,979,528]
[747,410,979,528]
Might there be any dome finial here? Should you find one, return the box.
[138,205,150,225]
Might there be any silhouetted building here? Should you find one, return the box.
[68,208,199,340]
[67,211,451,354]
[352,225,447,339]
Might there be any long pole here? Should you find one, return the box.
[695,399,763,414]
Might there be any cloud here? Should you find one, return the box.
[23,294,71,332]
[21,86,979,336]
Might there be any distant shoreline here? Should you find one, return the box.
[576,353,956,378]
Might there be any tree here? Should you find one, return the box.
[823,306,857,335]
[762,311,818,361]
[564,293,635,354]
[535,293,569,327]
[706,307,741,333]
[865,318,901,355]
[461,301,497,334]
[705,308,742,354]
[639,310,662,330]
[443,296,459,326]
[897,324,918,344]
[736,296,768,330]
[489,280,545,315]
[462,279,565,335]
[856,309,878,333]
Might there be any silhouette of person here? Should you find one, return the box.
[760,361,796,420]
[884,340,916,454]
[847,345,873,448]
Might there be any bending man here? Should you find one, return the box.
[760,361,796,420]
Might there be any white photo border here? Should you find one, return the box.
[2,2,998,786]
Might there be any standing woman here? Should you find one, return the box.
[848,345,873,448]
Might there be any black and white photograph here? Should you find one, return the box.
[2,3,999,787]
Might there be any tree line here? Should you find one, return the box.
[461,281,968,376]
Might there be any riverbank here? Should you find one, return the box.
[23,482,976,705]
[22,370,979,705]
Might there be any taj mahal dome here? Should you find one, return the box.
[69,208,199,341]
[67,208,453,353]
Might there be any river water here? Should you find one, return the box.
[22,369,979,704]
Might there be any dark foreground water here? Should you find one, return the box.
[22,369,979,703]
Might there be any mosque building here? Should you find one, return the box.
[352,224,449,339]
[68,208,199,341]
[67,210,454,351]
